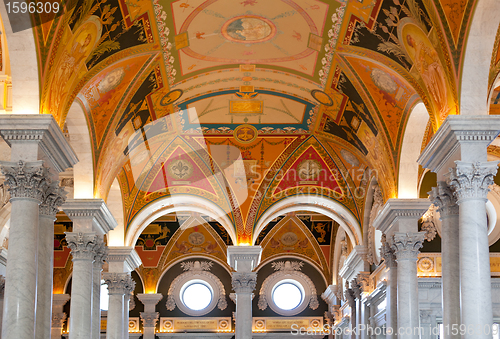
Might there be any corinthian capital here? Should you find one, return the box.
[40,182,66,217]
[391,232,425,261]
[103,273,135,295]
[232,272,257,293]
[0,160,49,201]
[380,234,397,268]
[93,237,108,268]
[52,312,67,328]
[140,312,159,327]
[429,181,458,217]
[449,161,499,202]
[65,232,98,260]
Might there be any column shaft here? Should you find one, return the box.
[104,273,135,339]
[387,267,398,339]
[2,197,40,339]
[51,313,67,339]
[66,233,98,339]
[393,232,424,339]
[35,214,56,339]
[123,294,130,339]
[137,294,162,339]
[232,273,257,339]
[92,241,107,339]
[450,161,496,339]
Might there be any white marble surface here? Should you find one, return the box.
[2,198,39,339]
[106,293,125,339]
[35,214,56,339]
[235,292,253,339]
[92,264,102,339]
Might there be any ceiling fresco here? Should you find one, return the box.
[30,0,493,244]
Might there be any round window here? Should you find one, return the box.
[272,280,304,311]
[181,281,213,311]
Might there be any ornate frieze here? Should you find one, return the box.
[39,182,66,217]
[0,160,49,201]
[103,273,135,295]
[140,312,159,327]
[232,272,257,294]
[449,161,499,202]
[391,232,425,261]
[380,234,397,268]
[65,232,99,261]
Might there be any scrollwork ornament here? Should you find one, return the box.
[93,237,108,267]
[232,272,257,293]
[0,160,50,201]
[367,184,383,265]
[420,206,438,242]
[140,312,159,327]
[65,232,98,261]
[429,182,458,218]
[449,161,499,202]
[391,232,425,261]
[39,181,66,217]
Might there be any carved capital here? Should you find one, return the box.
[344,288,356,308]
[449,161,499,202]
[65,232,98,261]
[380,234,397,268]
[355,272,371,294]
[0,160,49,201]
[391,232,425,261]
[140,312,159,327]
[103,273,135,295]
[232,272,257,293]
[52,312,67,328]
[40,182,66,217]
[429,182,458,217]
[351,281,362,300]
[93,237,108,268]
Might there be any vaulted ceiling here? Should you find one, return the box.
[32,0,488,242]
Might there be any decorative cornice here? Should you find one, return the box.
[136,293,163,308]
[338,245,367,281]
[65,232,98,261]
[232,272,257,294]
[418,278,442,289]
[107,247,142,272]
[321,285,338,305]
[103,273,135,295]
[373,199,430,234]
[0,160,49,201]
[418,115,500,173]
[0,114,78,172]
[227,246,262,272]
[449,161,499,202]
[392,232,425,261]
[62,199,117,235]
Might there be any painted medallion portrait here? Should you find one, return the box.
[222,15,276,43]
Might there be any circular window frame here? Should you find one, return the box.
[180,280,214,312]
[271,279,304,311]
[262,273,314,316]
[169,273,222,316]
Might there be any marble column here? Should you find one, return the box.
[36,184,66,339]
[105,247,142,339]
[63,200,117,339]
[227,246,262,339]
[345,287,357,339]
[450,161,497,339]
[0,160,47,339]
[51,294,70,339]
[380,234,397,339]
[429,182,460,339]
[418,116,500,339]
[0,115,78,339]
[392,232,425,339]
[137,293,163,339]
[373,199,430,339]
[92,240,107,339]
[354,273,371,339]
[103,273,135,339]
[321,285,340,339]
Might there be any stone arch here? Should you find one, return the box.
[398,102,429,198]
[460,0,500,115]
[125,195,237,247]
[0,3,39,114]
[253,195,362,248]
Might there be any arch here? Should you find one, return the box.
[253,195,362,248]
[107,178,125,246]
[398,102,429,198]
[65,101,94,198]
[460,0,500,115]
[0,3,40,114]
[125,195,237,247]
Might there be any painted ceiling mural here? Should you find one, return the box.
[31,0,488,244]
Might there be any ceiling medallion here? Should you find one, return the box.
[297,159,322,181]
[310,89,334,106]
[234,124,258,144]
[159,89,183,106]
[221,15,276,44]
[167,158,193,180]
